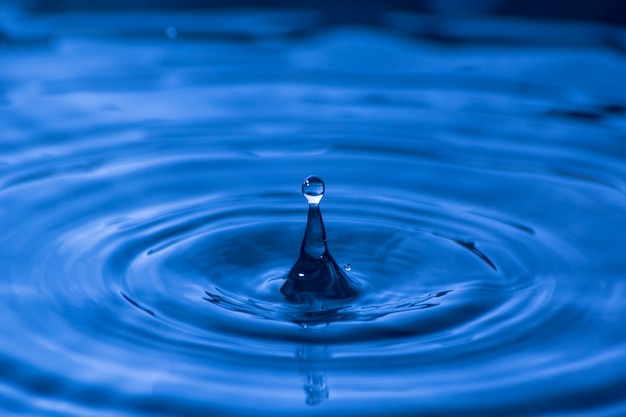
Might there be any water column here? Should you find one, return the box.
[281,176,357,303]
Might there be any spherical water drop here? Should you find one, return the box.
[344,264,352,272]
[302,175,324,204]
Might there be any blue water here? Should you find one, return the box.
[1,8,626,417]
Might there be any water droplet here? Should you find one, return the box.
[302,175,324,205]
[166,26,178,39]
[344,264,352,271]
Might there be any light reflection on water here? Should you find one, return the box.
[0,9,626,417]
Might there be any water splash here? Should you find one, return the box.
[280,176,358,303]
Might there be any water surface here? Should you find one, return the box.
[1,9,626,416]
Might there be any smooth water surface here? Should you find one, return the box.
[1,9,626,416]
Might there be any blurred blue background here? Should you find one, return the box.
[4,0,626,26]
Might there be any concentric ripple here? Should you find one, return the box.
[1,10,626,417]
